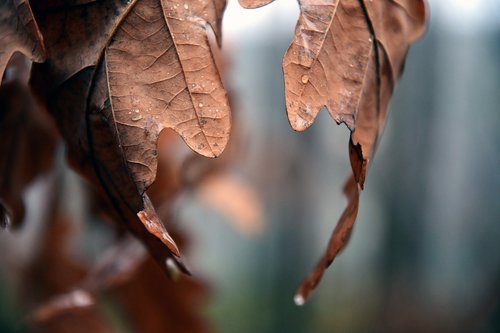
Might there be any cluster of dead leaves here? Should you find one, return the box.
[0,0,427,322]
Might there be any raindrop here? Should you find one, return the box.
[294,294,305,306]
[165,258,180,281]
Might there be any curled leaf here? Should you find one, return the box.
[294,175,359,304]
[349,0,426,186]
[238,0,426,302]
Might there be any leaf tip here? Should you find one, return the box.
[137,209,181,257]
[289,113,313,132]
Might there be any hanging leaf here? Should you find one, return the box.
[294,176,359,305]
[240,0,427,303]
[30,0,229,272]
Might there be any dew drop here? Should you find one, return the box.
[301,75,309,84]
[165,258,180,281]
[198,103,203,108]
[184,3,188,9]
[294,294,305,306]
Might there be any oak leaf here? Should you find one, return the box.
[241,0,426,303]
[30,0,229,273]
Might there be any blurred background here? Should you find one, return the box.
[1,0,500,332]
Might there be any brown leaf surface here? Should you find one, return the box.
[30,0,229,272]
[0,0,45,80]
[349,0,426,186]
[280,0,426,186]
[240,0,426,302]
[241,0,425,183]
[283,0,372,132]
[105,0,230,193]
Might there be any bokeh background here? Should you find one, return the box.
[1,0,500,332]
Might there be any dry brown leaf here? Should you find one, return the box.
[0,0,45,80]
[241,0,426,303]
[30,0,229,272]
[241,0,425,182]
[105,0,230,195]
[294,175,359,304]
[349,0,426,186]
[280,0,426,186]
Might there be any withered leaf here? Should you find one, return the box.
[30,0,229,271]
[0,0,45,80]
[349,0,426,186]
[278,0,426,185]
[106,0,230,192]
[241,0,426,302]
[295,176,359,304]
